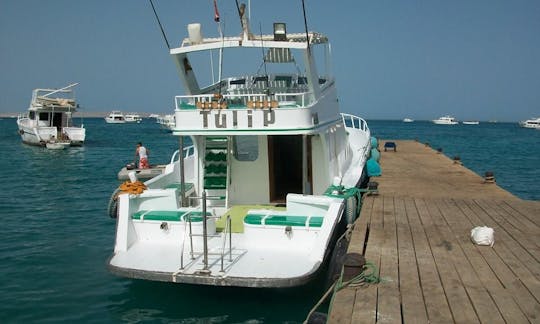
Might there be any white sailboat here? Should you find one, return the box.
[16,83,86,146]
[108,4,372,287]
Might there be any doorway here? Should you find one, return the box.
[268,135,312,203]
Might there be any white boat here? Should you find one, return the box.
[519,117,540,129]
[16,83,86,146]
[432,115,458,125]
[104,111,126,124]
[107,8,372,288]
[125,113,143,123]
[156,114,175,131]
[45,141,70,150]
[462,121,479,125]
[403,118,414,123]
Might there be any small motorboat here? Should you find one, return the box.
[46,141,70,150]
[117,163,166,181]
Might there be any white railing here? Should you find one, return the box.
[174,91,311,110]
[169,145,195,164]
[341,113,369,133]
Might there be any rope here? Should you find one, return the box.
[302,222,381,323]
[118,180,147,195]
[303,263,381,323]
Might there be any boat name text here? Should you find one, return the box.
[200,109,275,128]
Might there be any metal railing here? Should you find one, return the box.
[174,91,312,110]
[178,191,233,273]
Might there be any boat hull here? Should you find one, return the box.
[17,120,85,146]
[108,193,347,288]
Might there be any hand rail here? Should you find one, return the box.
[220,215,232,272]
[170,145,195,164]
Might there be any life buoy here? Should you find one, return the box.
[107,181,147,218]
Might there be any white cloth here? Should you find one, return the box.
[470,226,495,247]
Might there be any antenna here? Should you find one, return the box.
[149,0,171,50]
[301,0,310,53]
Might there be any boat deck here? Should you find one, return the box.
[328,140,540,323]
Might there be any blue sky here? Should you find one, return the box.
[1,0,539,121]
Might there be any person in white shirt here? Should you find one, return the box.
[135,142,150,169]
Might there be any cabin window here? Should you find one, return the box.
[29,111,35,119]
[39,112,49,121]
[233,136,258,161]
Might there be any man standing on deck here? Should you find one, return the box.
[135,142,150,169]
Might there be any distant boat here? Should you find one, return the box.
[519,117,540,129]
[462,121,479,125]
[104,111,126,124]
[124,113,143,123]
[403,118,414,123]
[156,114,175,131]
[432,115,458,125]
[16,83,86,146]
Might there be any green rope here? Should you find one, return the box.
[335,261,382,291]
[324,185,363,214]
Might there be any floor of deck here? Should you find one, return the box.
[328,140,540,323]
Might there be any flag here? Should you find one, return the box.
[213,0,220,22]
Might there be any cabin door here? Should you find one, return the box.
[52,112,63,128]
[268,135,312,203]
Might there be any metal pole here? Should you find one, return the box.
[202,191,208,270]
[302,134,308,194]
[179,136,186,206]
[228,216,232,262]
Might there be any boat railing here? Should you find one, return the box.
[179,192,233,273]
[175,90,312,110]
[170,145,195,164]
[220,215,233,273]
[341,113,370,133]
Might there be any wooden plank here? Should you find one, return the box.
[327,197,375,323]
[474,199,540,255]
[376,196,401,323]
[404,198,454,322]
[473,202,540,280]
[450,199,531,324]
[351,195,384,323]
[348,195,374,255]
[416,198,480,323]
[433,199,506,324]
[395,197,429,324]
[504,200,540,227]
[328,288,355,324]
[463,200,540,322]
[497,200,540,232]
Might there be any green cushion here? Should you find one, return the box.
[244,214,323,227]
[132,210,210,222]
[215,205,286,233]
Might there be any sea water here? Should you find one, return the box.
[0,118,538,323]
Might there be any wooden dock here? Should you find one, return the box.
[328,140,540,323]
